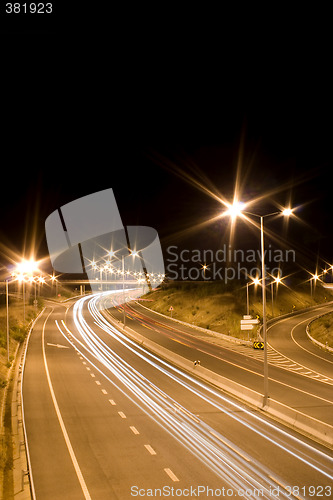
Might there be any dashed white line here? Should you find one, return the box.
[46,316,92,500]
[268,475,302,500]
[95,381,101,385]
[144,444,156,455]
[90,373,95,378]
[174,403,200,423]
[130,426,140,435]
[164,468,179,482]
[118,411,126,419]
[210,431,251,462]
[109,399,116,405]
[101,389,108,394]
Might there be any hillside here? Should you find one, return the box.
[141,280,333,340]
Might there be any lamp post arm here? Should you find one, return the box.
[243,210,281,219]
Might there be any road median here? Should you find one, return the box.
[102,307,333,449]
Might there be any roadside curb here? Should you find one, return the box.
[306,313,333,354]
[12,309,45,500]
[103,308,333,449]
[136,298,333,347]
[11,341,31,499]
[135,301,252,346]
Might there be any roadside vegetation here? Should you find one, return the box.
[0,296,43,500]
[308,311,333,349]
[0,296,43,400]
[142,280,333,340]
[0,281,81,499]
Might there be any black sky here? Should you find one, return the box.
[1,18,332,278]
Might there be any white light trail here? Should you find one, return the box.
[56,292,332,498]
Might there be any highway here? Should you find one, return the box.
[110,297,333,426]
[22,292,333,499]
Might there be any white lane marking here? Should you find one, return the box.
[164,468,179,482]
[90,373,95,378]
[95,381,101,386]
[149,383,168,398]
[210,431,251,462]
[109,399,116,405]
[46,318,92,500]
[268,475,302,500]
[86,367,91,371]
[101,389,108,394]
[62,297,333,482]
[130,426,140,435]
[265,315,333,383]
[290,316,333,366]
[82,361,86,365]
[164,334,333,401]
[174,403,200,423]
[118,411,126,419]
[47,343,69,349]
[144,444,156,455]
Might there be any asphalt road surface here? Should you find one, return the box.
[22,292,333,499]
[110,296,333,426]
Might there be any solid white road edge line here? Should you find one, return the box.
[44,315,92,500]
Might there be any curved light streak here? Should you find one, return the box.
[58,292,332,497]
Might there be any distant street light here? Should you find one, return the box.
[122,250,139,328]
[246,276,261,316]
[270,275,283,318]
[202,264,209,279]
[310,272,320,299]
[5,257,39,363]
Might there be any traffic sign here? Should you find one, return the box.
[240,315,259,330]
[240,319,259,325]
[253,341,264,350]
[241,324,253,330]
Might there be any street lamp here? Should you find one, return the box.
[270,275,282,318]
[122,250,139,328]
[246,276,261,316]
[223,202,293,406]
[5,258,39,363]
[310,272,320,299]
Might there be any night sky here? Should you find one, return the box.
[1,20,332,282]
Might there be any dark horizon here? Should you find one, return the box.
[1,77,332,278]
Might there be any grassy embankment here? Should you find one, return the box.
[308,311,333,348]
[142,280,333,341]
[0,296,43,500]
[0,282,76,499]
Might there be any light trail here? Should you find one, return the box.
[58,292,332,498]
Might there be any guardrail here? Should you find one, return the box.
[306,313,333,354]
[102,308,333,449]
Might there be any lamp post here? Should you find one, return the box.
[270,276,282,318]
[246,282,249,316]
[246,277,260,316]
[224,203,293,407]
[6,279,10,363]
[122,250,139,328]
[311,273,319,299]
[259,215,269,406]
